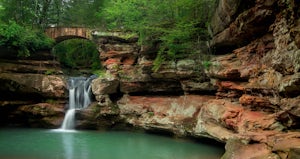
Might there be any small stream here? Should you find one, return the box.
[0,128,224,159]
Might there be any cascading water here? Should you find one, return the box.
[60,76,96,130]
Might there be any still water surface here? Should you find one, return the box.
[0,128,223,159]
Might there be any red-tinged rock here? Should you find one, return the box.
[195,98,284,139]
[195,99,243,138]
[218,81,246,91]
[239,94,272,107]
[247,68,283,89]
[99,42,139,68]
[120,81,182,94]
[122,56,136,65]
[104,58,121,66]
[117,95,214,136]
[237,110,284,133]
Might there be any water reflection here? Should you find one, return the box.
[61,132,74,159]
[60,131,89,159]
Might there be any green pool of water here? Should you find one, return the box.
[0,128,224,159]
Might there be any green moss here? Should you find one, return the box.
[45,69,55,75]
[202,60,212,70]
[148,112,154,117]
[93,70,106,77]
[110,105,120,113]
[91,105,101,114]
[45,99,58,104]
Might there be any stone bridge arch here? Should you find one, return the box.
[45,27,92,42]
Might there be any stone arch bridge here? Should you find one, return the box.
[45,27,92,42]
[45,27,132,43]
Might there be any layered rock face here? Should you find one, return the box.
[88,0,300,158]
[209,0,300,158]
[0,49,66,128]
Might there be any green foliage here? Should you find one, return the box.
[100,0,217,71]
[148,112,154,117]
[202,60,212,70]
[45,69,55,75]
[0,21,54,57]
[52,39,101,70]
[0,0,51,28]
[152,50,166,72]
[0,4,4,23]
[62,0,104,27]
[92,70,106,77]
[0,0,105,28]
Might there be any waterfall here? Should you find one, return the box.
[60,76,96,130]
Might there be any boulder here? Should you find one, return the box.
[76,102,121,130]
[91,77,119,96]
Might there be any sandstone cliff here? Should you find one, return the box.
[86,0,300,158]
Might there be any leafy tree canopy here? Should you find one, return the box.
[0,0,104,28]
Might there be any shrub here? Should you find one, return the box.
[0,21,54,57]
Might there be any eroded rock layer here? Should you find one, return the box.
[87,0,300,158]
[0,49,66,128]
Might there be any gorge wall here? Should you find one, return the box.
[84,0,300,158]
